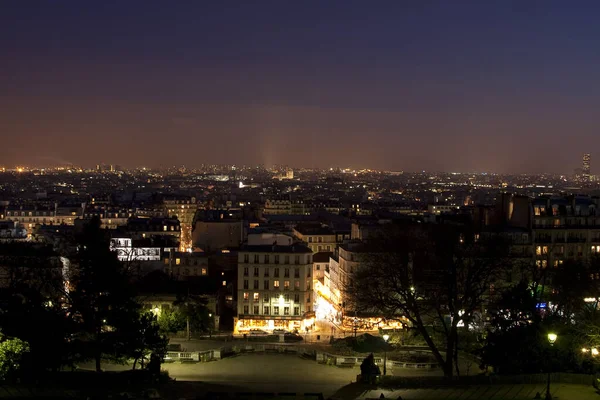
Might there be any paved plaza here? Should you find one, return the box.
[79,353,600,399]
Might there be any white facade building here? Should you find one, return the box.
[235,239,314,333]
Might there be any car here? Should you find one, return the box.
[273,329,287,334]
[249,329,268,336]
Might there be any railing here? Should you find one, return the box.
[381,373,594,388]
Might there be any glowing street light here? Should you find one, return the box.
[592,348,599,356]
[382,334,390,376]
[545,333,558,400]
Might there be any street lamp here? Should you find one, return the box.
[546,333,557,400]
[382,334,390,376]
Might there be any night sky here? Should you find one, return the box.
[2,1,600,173]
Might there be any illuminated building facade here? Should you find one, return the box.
[292,224,336,253]
[109,237,161,262]
[235,241,314,333]
[5,205,83,236]
[163,196,197,252]
[583,153,591,181]
[263,197,292,215]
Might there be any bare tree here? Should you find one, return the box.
[346,223,509,378]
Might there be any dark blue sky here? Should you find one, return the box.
[2,1,600,173]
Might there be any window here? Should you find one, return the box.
[316,265,320,270]
[294,294,300,303]
[264,293,269,302]
[593,246,600,254]
[264,255,270,263]
[294,268,300,278]
[284,307,290,315]
[274,280,280,289]
[274,268,280,277]
[542,246,548,254]
[318,237,322,243]
[318,246,322,251]
[163,225,167,231]
[295,281,300,289]
[284,281,290,290]
[307,269,311,277]
[263,306,270,315]
[264,268,269,277]
[243,267,248,276]
[274,255,280,264]
[243,280,248,289]
[307,294,311,303]
[254,305,259,314]
[254,267,259,277]
[309,237,313,243]
[243,305,249,314]
[284,255,290,264]
[274,306,279,315]
[254,254,259,263]
[253,280,259,289]
[294,307,299,316]
[164,258,169,265]
[244,254,249,263]
[284,293,290,302]
[253,293,259,302]
[284,268,290,278]
[295,255,300,264]
[176,258,181,265]
[201,268,207,275]
[326,245,331,251]
[243,293,249,301]
[264,280,269,290]
[222,280,226,286]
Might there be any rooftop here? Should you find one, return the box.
[240,243,312,254]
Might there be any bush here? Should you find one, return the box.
[0,336,30,381]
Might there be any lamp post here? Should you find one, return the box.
[546,333,557,400]
[383,334,390,376]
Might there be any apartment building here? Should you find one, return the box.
[235,240,313,333]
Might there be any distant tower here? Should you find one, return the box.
[583,153,591,180]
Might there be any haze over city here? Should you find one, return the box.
[3,1,600,173]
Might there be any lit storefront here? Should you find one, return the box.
[234,315,315,334]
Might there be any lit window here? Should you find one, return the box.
[222,280,226,286]
[176,258,181,265]
[274,281,280,288]
[201,268,207,275]
[253,293,259,302]
[163,225,167,231]
[284,281,290,290]
[243,293,249,301]
[536,246,541,256]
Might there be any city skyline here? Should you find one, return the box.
[3,2,600,173]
